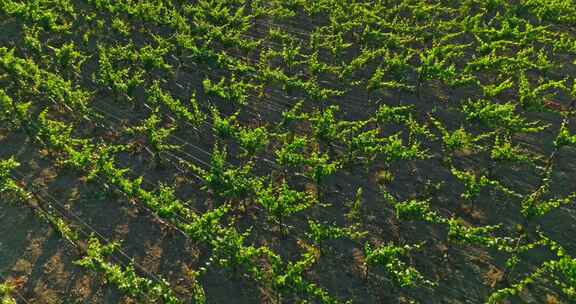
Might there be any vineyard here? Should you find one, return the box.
[1,0,576,303]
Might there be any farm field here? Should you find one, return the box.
[1,0,576,303]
